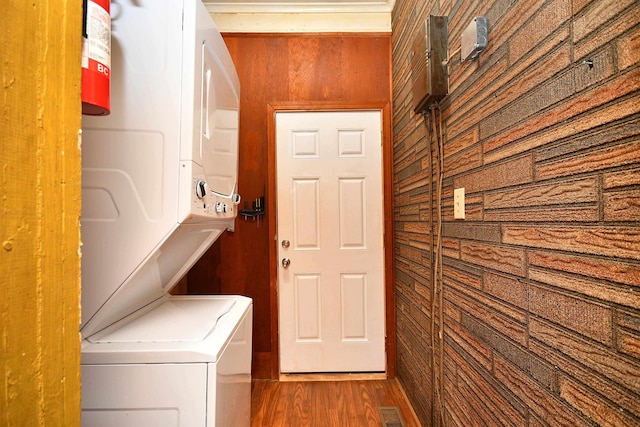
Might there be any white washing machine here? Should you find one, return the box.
[80,1,251,425]
[81,295,252,427]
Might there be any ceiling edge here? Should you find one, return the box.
[209,11,392,33]
[204,1,393,14]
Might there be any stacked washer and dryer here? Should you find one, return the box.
[80,1,252,425]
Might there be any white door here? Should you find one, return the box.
[276,110,385,373]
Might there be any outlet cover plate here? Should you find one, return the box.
[454,188,465,219]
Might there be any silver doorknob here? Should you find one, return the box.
[282,240,290,248]
[282,258,291,268]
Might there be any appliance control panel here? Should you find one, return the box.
[190,175,237,220]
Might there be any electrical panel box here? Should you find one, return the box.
[411,15,449,113]
[461,16,489,61]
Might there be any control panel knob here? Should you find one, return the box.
[215,202,228,214]
[195,179,206,199]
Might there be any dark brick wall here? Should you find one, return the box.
[392,0,640,425]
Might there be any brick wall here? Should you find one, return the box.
[392,0,640,425]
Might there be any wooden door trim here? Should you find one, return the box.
[267,101,395,379]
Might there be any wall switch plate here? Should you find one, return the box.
[454,188,465,219]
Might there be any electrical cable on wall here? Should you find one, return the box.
[413,14,489,426]
[421,110,437,427]
[422,102,446,427]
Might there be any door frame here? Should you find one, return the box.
[266,101,395,379]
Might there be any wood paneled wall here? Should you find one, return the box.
[1,1,82,424]
[392,0,640,425]
[186,33,392,378]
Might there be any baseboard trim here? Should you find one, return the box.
[252,351,273,379]
[394,378,421,426]
[279,372,387,382]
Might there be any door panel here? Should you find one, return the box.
[292,178,320,249]
[277,111,385,373]
[295,274,322,340]
[341,273,367,340]
[339,178,366,248]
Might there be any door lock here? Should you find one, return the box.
[281,240,290,248]
[282,258,291,268]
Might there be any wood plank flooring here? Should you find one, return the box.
[251,379,420,426]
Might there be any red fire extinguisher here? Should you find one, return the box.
[82,0,111,116]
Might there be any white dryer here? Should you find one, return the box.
[80,1,251,425]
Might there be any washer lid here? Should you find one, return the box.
[81,295,253,365]
[88,297,236,344]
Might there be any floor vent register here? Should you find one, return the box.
[378,406,406,427]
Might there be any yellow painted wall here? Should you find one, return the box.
[1,1,82,425]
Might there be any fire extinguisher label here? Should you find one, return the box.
[82,0,111,115]
[82,1,111,73]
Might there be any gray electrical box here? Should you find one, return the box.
[461,16,489,61]
[411,15,449,113]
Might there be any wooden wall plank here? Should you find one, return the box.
[1,1,82,425]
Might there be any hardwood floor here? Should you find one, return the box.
[250,379,420,426]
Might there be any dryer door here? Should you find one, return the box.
[199,40,240,199]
